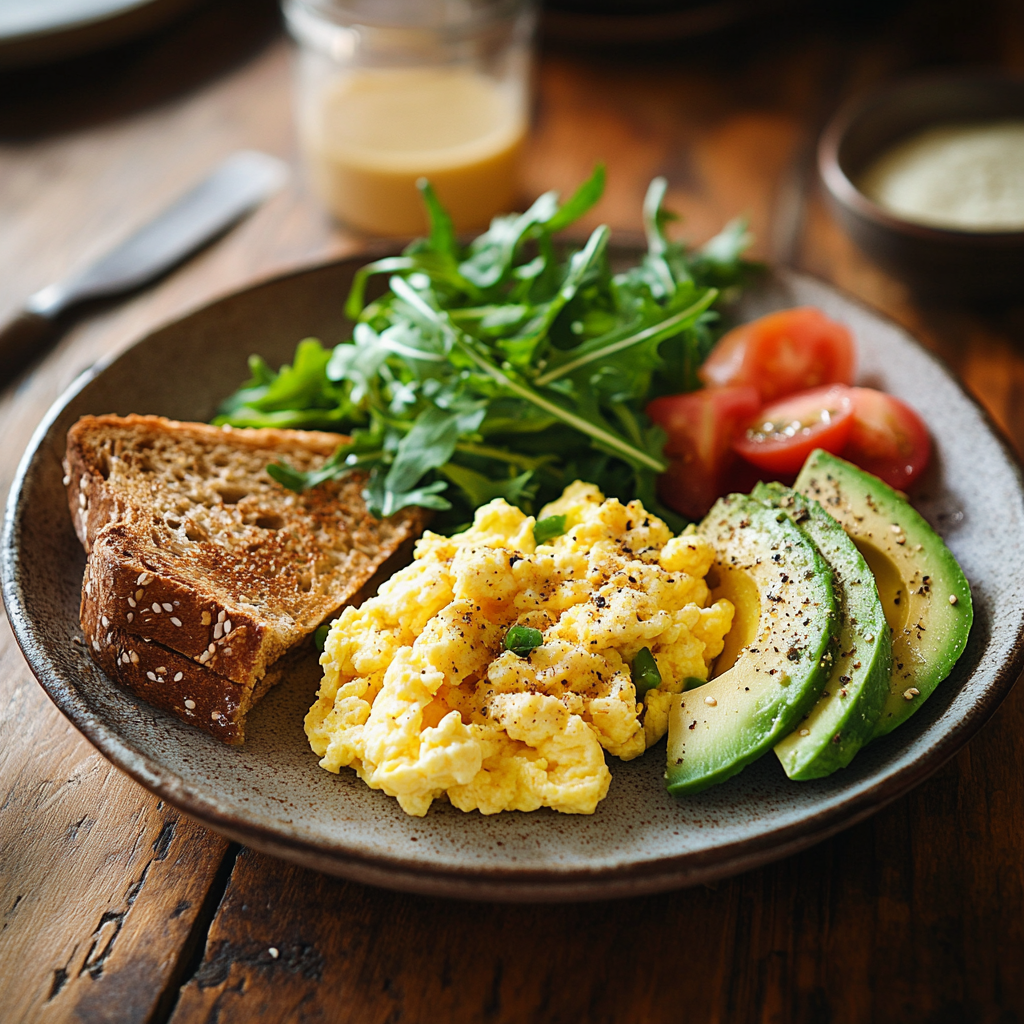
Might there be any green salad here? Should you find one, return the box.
[216,167,757,529]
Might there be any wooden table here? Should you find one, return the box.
[2,2,1023,1021]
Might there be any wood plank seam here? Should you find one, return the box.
[148,842,242,1024]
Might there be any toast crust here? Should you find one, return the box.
[67,414,428,742]
[83,524,267,687]
[80,611,310,744]
[82,615,253,744]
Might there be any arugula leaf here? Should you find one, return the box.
[544,163,606,232]
[217,406,350,430]
[215,339,359,429]
[382,404,482,504]
[459,191,560,289]
[386,275,666,473]
[246,338,330,411]
[266,460,315,492]
[438,463,534,509]
[218,170,757,530]
[533,287,716,386]
[641,177,678,299]
[698,217,754,272]
[533,514,567,545]
[267,441,354,493]
[643,176,673,258]
[345,253,477,321]
[417,178,458,260]
[345,257,413,321]
[457,326,667,473]
[246,354,276,387]
[326,323,391,401]
[498,225,610,367]
[365,472,451,516]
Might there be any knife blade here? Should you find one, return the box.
[0,150,289,380]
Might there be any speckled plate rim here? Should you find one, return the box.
[4,259,1024,903]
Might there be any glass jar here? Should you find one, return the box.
[284,0,536,236]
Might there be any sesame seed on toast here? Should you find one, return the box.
[67,414,427,744]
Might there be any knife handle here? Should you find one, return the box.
[0,310,56,382]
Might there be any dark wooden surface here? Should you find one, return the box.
[2,2,1023,1021]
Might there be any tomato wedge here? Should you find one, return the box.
[842,387,931,489]
[733,385,854,474]
[647,386,761,520]
[700,307,856,403]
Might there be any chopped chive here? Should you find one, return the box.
[632,647,662,696]
[314,624,330,652]
[534,514,567,545]
[504,625,544,657]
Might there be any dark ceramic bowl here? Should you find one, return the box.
[818,73,1024,300]
[4,252,1024,901]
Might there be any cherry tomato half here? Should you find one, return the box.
[647,385,761,520]
[733,384,854,475]
[700,307,856,403]
[842,387,931,489]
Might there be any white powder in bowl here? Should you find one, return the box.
[858,120,1024,232]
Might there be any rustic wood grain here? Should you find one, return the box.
[0,557,233,1022]
[168,679,1024,1024]
[2,0,1024,1021]
[0,717,230,1024]
[0,10,357,1023]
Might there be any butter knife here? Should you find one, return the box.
[0,150,289,380]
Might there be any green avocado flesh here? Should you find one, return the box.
[795,450,973,738]
[754,482,892,779]
[666,494,840,795]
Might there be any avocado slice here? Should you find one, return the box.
[666,493,839,795]
[754,482,892,779]
[795,449,973,738]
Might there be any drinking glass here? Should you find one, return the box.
[284,0,536,236]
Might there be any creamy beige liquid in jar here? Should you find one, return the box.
[285,0,535,237]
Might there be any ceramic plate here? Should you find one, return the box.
[0,0,205,68]
[4,254,1023,902]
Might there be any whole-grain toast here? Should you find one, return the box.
[66,414,426,743]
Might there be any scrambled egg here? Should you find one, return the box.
[305,482,733,816]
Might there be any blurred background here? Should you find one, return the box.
[1,0,1022,457]
[1,1,1016,291]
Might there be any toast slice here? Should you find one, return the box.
[66,414,426,743]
